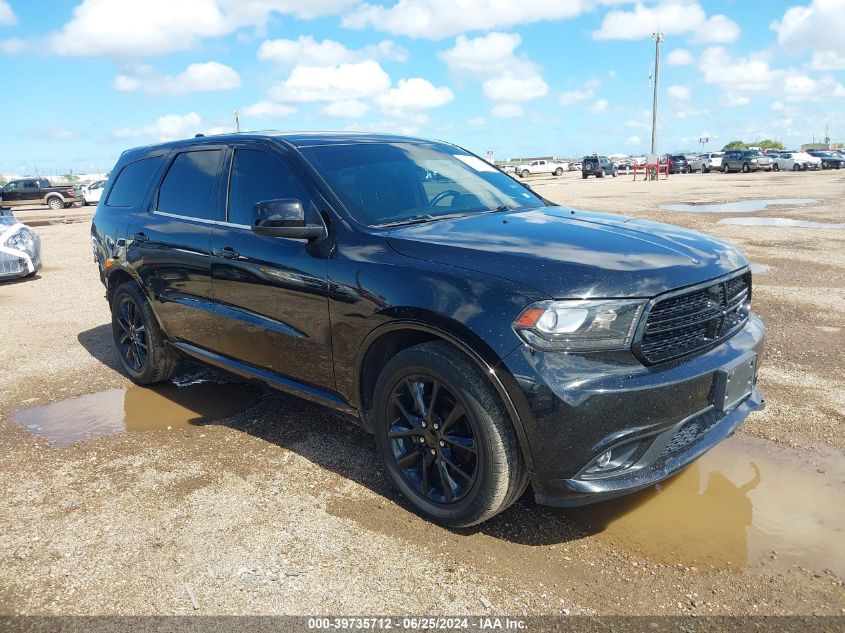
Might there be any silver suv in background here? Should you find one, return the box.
[689,152,723,173]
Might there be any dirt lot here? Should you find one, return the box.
[1,170,843,617]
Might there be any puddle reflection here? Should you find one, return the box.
[13,381,262,447]
[571,437,845,574]
[660,199,816,213]
[718,217,845,229]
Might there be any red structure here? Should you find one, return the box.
[632,161,669,181]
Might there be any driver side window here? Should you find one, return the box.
[227,149,312,226]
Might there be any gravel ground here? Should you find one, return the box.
[0,170,843,616]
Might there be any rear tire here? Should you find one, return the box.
[702,164,708,173]
[47,197,64,211]
[723,163,730,173]
[772,162,779,171]
[110,281,180,385]
[582,173,588,179]
[372,342,528,528]
[793,164,800,171]
[554,167,563,176]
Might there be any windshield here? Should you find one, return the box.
[744,150,762,157]
[300,142,546,226]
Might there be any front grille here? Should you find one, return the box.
[637,272,750,364]
[0,252,26,277]
[659,408,725,458]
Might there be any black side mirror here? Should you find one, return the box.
[251,199,324,240]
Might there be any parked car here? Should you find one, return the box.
[569,162,582,171]
[0,209,42,281]
[688,152,723,173]
[83,179,108,205]
[615,161,633,174]
[790,152,821,170]
[807,151,843,169]
[0,178,83,210]
[515,159,565,178]
[770,152,809,172]
[722,150,774,173]
[582,155,617,178]
[668,155,690,174]
[92,131,765,527]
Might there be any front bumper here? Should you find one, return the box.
[502,315,765,507]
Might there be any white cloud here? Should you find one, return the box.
[50,0,354,56]
[491,103,524,118]
[771,101,785,111]
[377,77,453,116]
[690,14,741,44]
[243,101,297,118]
[699,46,845,103]
[592,99,609,113]
[772,0,845,56]
[0,0,15,25]
[809,50,845,71]
[467,116,486,126]
[667,85,690,101]
[114,112,204,141]
[343,0,592,40]
[625,135,641,146]
[594,1,739,44]
[269,60,392,103]
[559,88,594,105]
[439,32,525,75]
[115,62,240,95]
[0,37,24,54]
[258,35,406,67]
[483,73,548,102]
[323,100,371,118]
[666,49,694,66]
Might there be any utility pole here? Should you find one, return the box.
[234,110,241,133]
[650,31,664,156]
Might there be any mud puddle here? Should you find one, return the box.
[660,199,816,213]
[718,217,845,229]
[570,436,845,574]
[12,381,262,446]
[330,436,845,577]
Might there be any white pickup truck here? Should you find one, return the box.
[515,159,566,178]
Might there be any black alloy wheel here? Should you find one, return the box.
[116,295,148,373]
[373,342,527,527]
[386,375,478,505]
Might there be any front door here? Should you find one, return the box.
[132,147,225,348]
[208,145,334,390]
[0,181,23,206]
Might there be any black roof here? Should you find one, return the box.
[122,131,434,155]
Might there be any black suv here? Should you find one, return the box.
[807,151,843,169]
[581,155,617,178]
[92,132,765,527]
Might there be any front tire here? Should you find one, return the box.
[723,163,730,173]
[772,162,779,171]
[111,281,180,385]
[372,342,527,528]
[742,162,750,173]
[520,170,529,178]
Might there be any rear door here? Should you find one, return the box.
[22,180,40,204]
[207,143,334,389]
[131,146,225,348]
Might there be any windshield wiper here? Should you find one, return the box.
[374,214,439,228]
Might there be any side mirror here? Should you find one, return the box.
[251,199,324,240]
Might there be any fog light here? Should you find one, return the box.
[596,449,612,469]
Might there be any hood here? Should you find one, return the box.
[386,207,748,298]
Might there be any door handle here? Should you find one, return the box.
[130,232,148,243]
[212,246,240,259]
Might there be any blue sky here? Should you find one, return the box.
[1,0,844,175]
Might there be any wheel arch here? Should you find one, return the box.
[354,314,535,472]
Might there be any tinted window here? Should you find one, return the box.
[157,150,222,219]
[227,149,311,226]
[301,142,544,226]
[107,157,164,207]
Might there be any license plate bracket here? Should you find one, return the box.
[713,352,757,412]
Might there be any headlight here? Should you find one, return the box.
[4,227,38,258]
[514,299,645,351]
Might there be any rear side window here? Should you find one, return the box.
[106,157,164,207]
[227,149,311,226]
[156,150,222,219]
